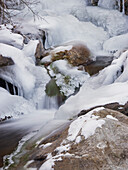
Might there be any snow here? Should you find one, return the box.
[23,40,39,62]
[0,87,35,119]
[52,45,73,53]
[86,6,128,36]
[55,144,71,154]
[41,55,52,63]
[0,25,24,49]
[39,143,52,149]
[106,115,118,121]
[67,107,105,142]
[103,33,128,53]
[39,153,55,170]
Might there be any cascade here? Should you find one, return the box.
[37,95,59,109]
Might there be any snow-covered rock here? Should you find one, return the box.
[55,50,128,119]
[21,108,128,170]
[0,25,24,49]
[49,60,89,96]
[0,87,35,120]
[103,33,128,53]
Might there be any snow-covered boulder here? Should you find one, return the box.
[103,33,128,53]
[51,42,92,66]
[0,25,24,49]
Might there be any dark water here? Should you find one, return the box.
[0,119,30,167]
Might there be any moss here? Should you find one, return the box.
[45,78,60,97]
[50,64,59,74]
[64,75,70,84]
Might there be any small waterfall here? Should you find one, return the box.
[36,95,59,110]
[43,95,59,109]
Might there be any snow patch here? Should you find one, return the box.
[106,115,118,121]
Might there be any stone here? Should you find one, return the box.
[0,54,14,67]
[84,56,113,76]
[17,108,128,170]
[35,41,47,60]
[51,43,93,67]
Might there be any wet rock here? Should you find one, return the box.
[84,56,113,76]
[0,54,14,67]
[35,41,47,60]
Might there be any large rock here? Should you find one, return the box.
[51,43,93,67]
[23,108,128,170]
[84,56,113,75]
[0,54,14,67]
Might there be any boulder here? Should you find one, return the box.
[51,43,93,67]
[35,41,47,60]
[0,54,14,67]
[24,108,128,170]
[84,56,113,75]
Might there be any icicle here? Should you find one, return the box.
[118,0,121,11]
[20,88,24,97]
[122,0,125,14]
[18,87,20,96]
[13,85,16,95]
[5,81,10,93]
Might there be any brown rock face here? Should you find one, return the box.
[51,43,93,67]
[35,41,49,60]
[0,54,14,67]
[21,109,128,170]
[78,102,128,117]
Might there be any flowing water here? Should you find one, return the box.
[0,108,56,168]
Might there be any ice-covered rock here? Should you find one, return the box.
[86,6,128,36]
[98,0,117,9]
